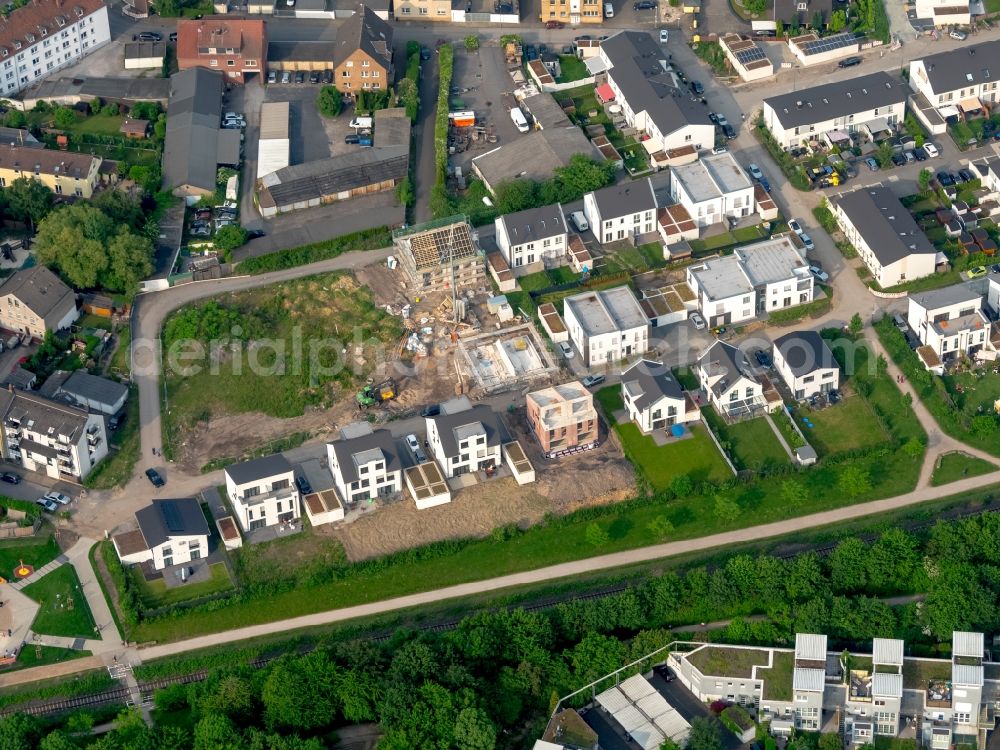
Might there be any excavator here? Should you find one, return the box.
[356,379,398,409]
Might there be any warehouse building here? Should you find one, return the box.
[257,101,290,180]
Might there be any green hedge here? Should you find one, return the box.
[768,293,833,325]
[434,45,454,190]
[237,227,392,274]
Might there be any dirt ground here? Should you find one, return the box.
[332,410,636,561]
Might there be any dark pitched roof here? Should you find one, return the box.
[59,371,128,408]
[773,0,831,25]
[914,41,1000,94]
[498,203,567,247]
[135,498,210,549]
[224,453,293,485]
[764,72,908,130]
[334,3,393,70]
[831,186,936,267]
[429,400,505,459]
[621,359,685,412]
[330,427,401,485]
[590,178,657,220]
[0,266,75,320]
[601,31,712,137]
[162,67,226,192]
[0,144,97,179]
[773,330,836,378]
[698,340,758,395]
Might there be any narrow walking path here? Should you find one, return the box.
[8,556,68,591]
[764,412,794,461]
[64,538,122,655]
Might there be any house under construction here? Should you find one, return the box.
[393,216,485,293]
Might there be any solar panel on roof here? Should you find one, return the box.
[160,501,184,532]
[734,45,766,65]
[802,32,857,54]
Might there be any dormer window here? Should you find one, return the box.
[39,26,46,36]
[1,50,7,57]
[56,16,65,26]
[25,34,34,43]
[74,6,84,16]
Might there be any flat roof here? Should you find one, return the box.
[404,461,448,501]
[564,286,647,337]
[672,151,752,203]
[690,255,753,300]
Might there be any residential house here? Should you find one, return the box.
[0,145,101,198]
[525,381,598,456]
[176,17,266,83]
[773,0,831,27]
[583,178,658,245]
[620,359,698,434]
[425,396,504,478]
[920,632,986,750]
[113,498,210,571]
[765,633,828,733]
[223,453,301,533]
[599,32,714,154]
[0,0,110,97]
[697,340,769,417]
[161,68,242,197]
[761,72,908,150]
[394,218,485,293]
[969,157,1000,196]
[843,638,904,745]
[0,266,78,339]
[772,330,840,400]
[563,286,649,366]
[394,0,450,21]
[39,370,128,416]
[685,236,814,326]
[334,4,392,94]
[494,204,568,273]
[539,0,603,24]
[908,42,1000,120]
[907,282,993,370]
[669,152,756,228]
[327,421,403,503]
[831,187,937,288]
[0,389,107,480]
[913,0,970,27]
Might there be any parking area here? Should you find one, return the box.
[261,83,336,163]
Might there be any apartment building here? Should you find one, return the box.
[223,453,301,533]
[0,0,110,97]
[669,152,756,228]
[333,4,393,94]
[394,0,451,20]
[494,203,568,273]
[539,0,603,24]
[525,381,598,456]
[113,498,210,571]
[0,388,107,481]
[761,72,908,150]
[563,286,649,366]
[327,421,403,503]
[908,283,993,370]
[772,330,840,400]
[908,42,1000,117]
[583,179,657,245]
[697,340,769,417]
[0,145,101,199]
[830,187,937,288]
[426,397,504,478]
[843,638,904,745]
[921,632,987,750]
[176,17,266,83]
[0,266,78,340]
[620,359,697,434]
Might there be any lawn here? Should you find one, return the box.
[15,645,91,670]
[22,565,97,639]
[161,273,404,460]
[689,224,769,255]
[63,112,126,136]
[902,656,951,689]
[130,562,234,609]
[594,385,624,418]
[556,55,590,83]
[77,314,113,332]
[613,421,734,490]
[108,327,131,378]
[0,535,60,580]
[84,389,139,490]
[675,367,699,391]
[702,411,788,472]
[987,0,1000,12]
[930,452,998,487]
[760,650,794,700]
[789,396,887,457]
[687,646,769,678]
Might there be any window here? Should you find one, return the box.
[401,5,410,11]
[210,59,218,66]
[227,60,235,66]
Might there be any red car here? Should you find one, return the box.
[545,19,565,28]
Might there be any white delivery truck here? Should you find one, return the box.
[510,107,530,133]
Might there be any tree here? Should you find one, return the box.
[39,731,77,750]
[687,717,724,750]
[53,106,76,129]
[7,176,53,232]
[130,101,162,120]
[464,35,480,51]
[397,77,419,121]
[396,176,415,207]
[818,734,841,750]
[786,552,827,602]
[0,714,41,750]
[828,537,868,593]
[849,312,863,335]
[316,86,343,118]
[92,190,143,229]
[742,0,766,14]
[453,707,496,750]
[193,714,241,750]
[552,154,615,202]
[838,465,872,498]
[4,109,25,128]
[670,474,693,497]
[34,203,111,288]
[647,515,675,538]
[153,114,167,140]
[780,479,807,508]
[713,494,740,522]
[585,522,609,547]
[262,653,340,731]
[775,19,784,37]
[828,9,847,31]
[902,438,924,460]
[494,179,536,214]
[213,225,248,254]
[918,167,933,193]
[811,10,824,28]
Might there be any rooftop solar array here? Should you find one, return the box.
[801,32,858,55]
[734,44,766,66]
[160,501,183,533]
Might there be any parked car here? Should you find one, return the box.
[405,434,427,463]
[323,69,333,84]
[281,71,291,84]
[754,350,772,368]
[689,80,704,95]
[957,168,974,183]
[659,28,669,43]
[569,211,589,232]
[838,56,862,68]
[913,147,928,162]
[559,341,575,359]
[922,142,940,158]
[35,497,58,513]
[787,218,803,236]
[267,70,277,84]
[949,29,968,40]
[799,233,814,251]
[890,153,906,167]
[747,163,764,181]
[169,32,178,42]
[345,133,361,145]
[711,145,727,154]
[722,124,736,140]
[715,113,729,128]
[708,112,719,124]
[133,31,162,42]
[44,491,71,506]
[968,265,989,278]
[991,263,1000,274]
[809,265,829,282]
[864,157,879,171]
[0,472,20,484]
[634,0,656,8]
[190,226,211,237]
[903,150,916,164]
[937,171,956,187]
[309,70,320,83]
[146,468,165,487]
[690,311,706,330]
[295,475,312,495]
[524,44,538,61]
[420,403,441,418]
[545,19,564,27]
[295,71,305,83]
[420,46,431,60]
[581,374,606,388]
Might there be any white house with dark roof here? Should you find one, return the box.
[563,286,649,366]
[494,203,568,272]
[907,282,993,369]
[697,340,770,417]
[598,31,714,154]
[620,359,697,433]
[772,330,839,400]
[761,72,908,150]
[39,370,128,416]
[908,42,1000,118]
[112,498,210,571]
[327,421,403,503]
[830,187,937,288]
[224,453,301,533]
[425,397,504,478]
[669,152,755,228]
[583,178,658,245]
[969,156,1000,196]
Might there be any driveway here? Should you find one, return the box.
[413,46,440,224]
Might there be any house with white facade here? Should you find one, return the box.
[843,638,904,746]
[920,632,986,750]
[563,286,649,366]
[908,42,1000,125]
[583,179,658,245]
[426,396,504,478]
[772,330,840,400]
[669,152,755,228]
[969,157,1000,196]
[327,421,403,503]
[0,389,107,481]
[830,187,937,289]
[907,282,994,372]
[761,72,908,150]
[0,0,110,98]
[112,498,210,571]
[224,453,301,533]
[599,31,714,155]
[620,359,698,434]
[913,0,970,27]
[697,340,772,417]
[685,236,814,327]
[494,203,568,274]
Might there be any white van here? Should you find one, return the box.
[604,2,614,16]
[569,211,589,232]
[510,106,530,133]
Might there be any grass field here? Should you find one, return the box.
[84,389,139,490]
[0,536,60,580]
[614,422,734,489]
[130,562,234,608]
[759,650,794,700]
[790,396,887,456]
[557,55,590,83]
[15,645,90,670]
[930,452,998,487]
[702,411,788,471]
[161,273,403,458]
[22,565,96,639]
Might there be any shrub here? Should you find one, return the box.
[237,227,391,274]
[316,86,343,118]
